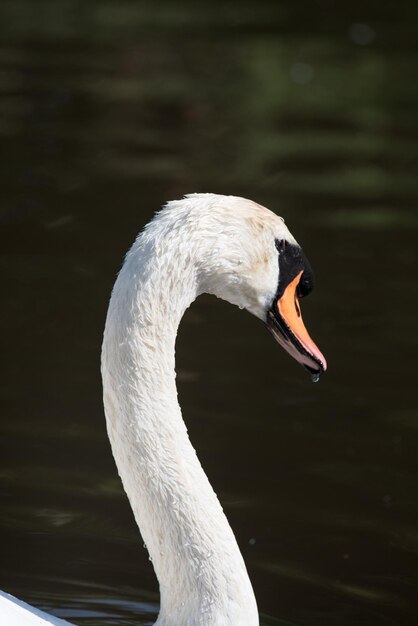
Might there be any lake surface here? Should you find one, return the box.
[0,1,417,624]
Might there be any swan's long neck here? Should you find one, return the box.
[101,216,258,626]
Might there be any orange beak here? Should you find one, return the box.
[267,271,327,380]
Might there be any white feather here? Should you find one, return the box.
[0,591,72,626]
[2,194,295,626]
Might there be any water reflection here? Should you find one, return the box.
[0,1,417,625]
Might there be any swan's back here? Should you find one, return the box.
[0,591,73,626]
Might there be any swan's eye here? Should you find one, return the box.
[274,238,315,300]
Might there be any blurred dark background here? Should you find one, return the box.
[0,1,417,625]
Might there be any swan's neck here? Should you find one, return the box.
[101,228,258,626]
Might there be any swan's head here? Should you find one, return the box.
[190,194,327,380]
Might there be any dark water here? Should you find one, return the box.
[1,1,417,625]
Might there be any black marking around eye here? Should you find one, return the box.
[297,261,314,298]
[274,238,315,300]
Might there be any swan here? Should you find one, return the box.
[0,193,326,626]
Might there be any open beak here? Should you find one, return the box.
[267,271,327,381]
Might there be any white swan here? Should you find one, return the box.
[1,193,326,626]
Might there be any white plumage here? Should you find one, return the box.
[0,591,72,625]
[1,194,311,626]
